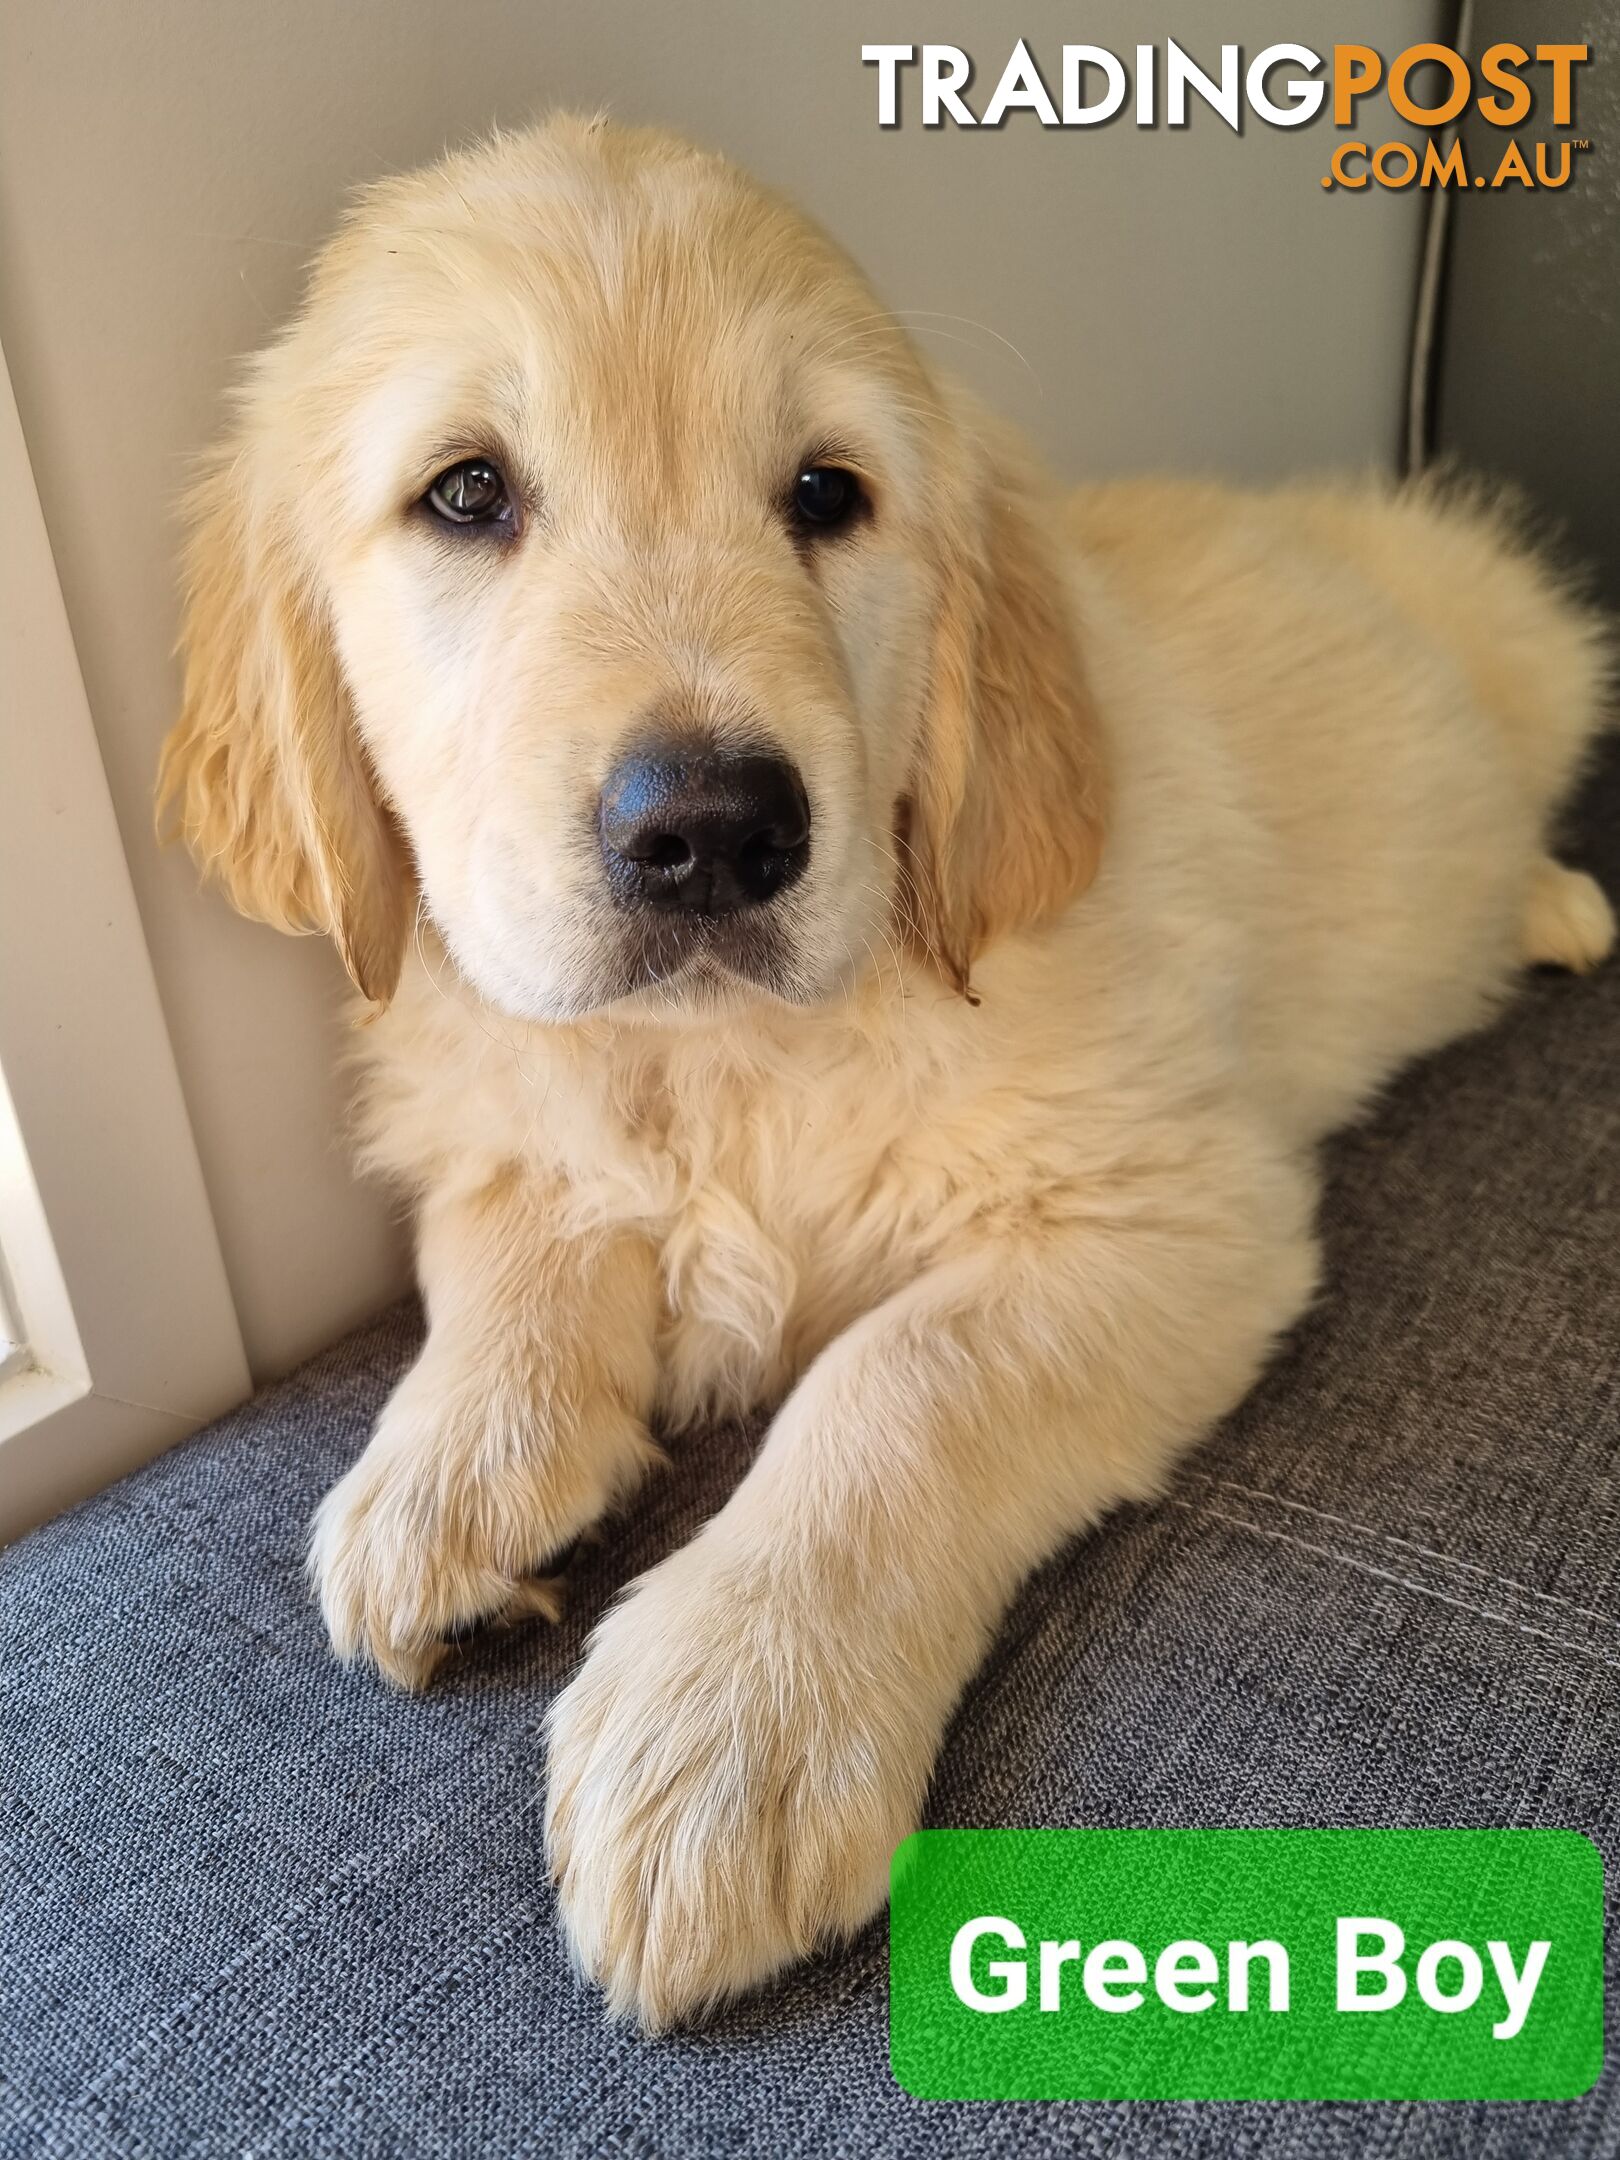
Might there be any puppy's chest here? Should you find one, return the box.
[600,1055,942,1427]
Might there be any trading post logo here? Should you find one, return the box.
[862,41,1594,191]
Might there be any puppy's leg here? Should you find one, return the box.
[1521,858,1615,974]
[312,1172,659,1688]
[546,1133,1317,2028]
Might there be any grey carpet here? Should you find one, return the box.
[3,748,1617,2158]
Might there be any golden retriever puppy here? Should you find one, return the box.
[159,115,1614,2029]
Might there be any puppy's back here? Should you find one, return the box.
[1069,473,1613,819]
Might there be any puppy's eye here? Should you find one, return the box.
[789,465,865,536]
[424,458,512,527]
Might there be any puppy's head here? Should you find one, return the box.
[160,116,1105,1019]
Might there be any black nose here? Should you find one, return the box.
[598,748,811,914]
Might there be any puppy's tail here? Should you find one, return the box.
[1384,473,1615,819]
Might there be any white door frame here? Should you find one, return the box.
[0,338,250,1543]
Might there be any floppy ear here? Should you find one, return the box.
[900,415,1107,997]
[156,450,412,1005]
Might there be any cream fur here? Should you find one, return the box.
[159,115,1614,2031]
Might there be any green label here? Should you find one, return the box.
[889,1828,1603,2101]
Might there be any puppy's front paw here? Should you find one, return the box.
[311,1361,654,1689]
[545,1536,928,2029]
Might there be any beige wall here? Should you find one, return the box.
[0,0,1435,1379]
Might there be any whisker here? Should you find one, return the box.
[877,829,953,983]
[891,310,1043,391]
[414,895,535,1075]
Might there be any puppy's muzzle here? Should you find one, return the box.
[599,745,810,915]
